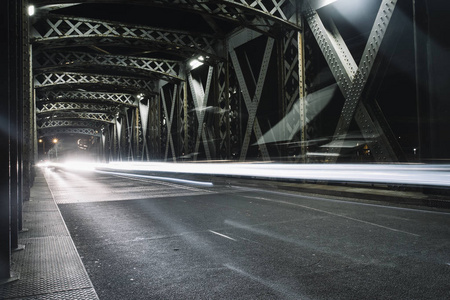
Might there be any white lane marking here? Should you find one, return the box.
[208,230,237,241]
[242,195,421,237]
[234,186,450,216]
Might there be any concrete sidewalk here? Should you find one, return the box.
[0,168,98,299]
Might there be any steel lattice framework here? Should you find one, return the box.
[38,119,105,129]
[34,72,157,92]
[36,90,137,106]
[37,102,119,114]
[304,0,403,162]
[34,51,183,81]
[38,112,116,123]
[39,127,102,137]
[34,0,301,33]
[32,16,220,59]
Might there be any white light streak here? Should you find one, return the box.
[208,230,237,241]
[38,161,450,189]
[98,162,450,188]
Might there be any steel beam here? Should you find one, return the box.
[161,84,178,162]
[305,0,400,162]
[188,66,214,161]
[33,0,301,32]
[230,37,274,161]
[36,90,137,106]
[38,112,116,123]
[32,16,219,59]
[37,102,119,114]
[38,119,105,129]
[34,51,183,81]
[34,72,157,92]
[38,127,102,137]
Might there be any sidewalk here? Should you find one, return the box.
[0,168,98,299]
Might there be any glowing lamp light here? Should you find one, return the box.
[27,5,35,16]
[52,138,58,144]
[189,56,204,70]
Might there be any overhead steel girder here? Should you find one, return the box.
[32,16,220,60]
[34,51,183,81]
[34,72,157,92]
[304,0,401,162]
[37,102,119,114]
[38,127,102,137]
[33,0,301,32]
[38,112,116,123]
[38,119,105,129]
[36,90,137,106]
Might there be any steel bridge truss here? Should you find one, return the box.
[38,119,105,129]
[34,0,301,34]
[36,90,137,106]
[39,127,102,137]
[38,112,116,123]
[304,0,404,162]
[37,102,119,114]
[32,16,220,60]
[161,84,183,162]
[230,36,274,161]
[34,72,157,92]
[34,51,183,81]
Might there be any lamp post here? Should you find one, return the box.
[38,138,45,159]
[52,138,58,160]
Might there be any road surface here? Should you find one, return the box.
[44,168,450,299]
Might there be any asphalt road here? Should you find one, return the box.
[45,168,450,300]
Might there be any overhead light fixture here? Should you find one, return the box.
[189,56,205,70]
[27,5,35,16]
[137,93,145,101]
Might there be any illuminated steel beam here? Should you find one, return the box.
[33,0,300,31]
[34,72,157,92]
[38,119,105,129]
[38,112,116,123]
[37,102,119,114]
[38,127,102,137]
[34,51,183,81]
[32,16,219,59]
[305,0,400,162]
[36,90,137,106]
[188,67,214,161]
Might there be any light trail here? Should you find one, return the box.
[39,161,450,188]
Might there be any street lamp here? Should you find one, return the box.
[52,138,58,160]
[38,138,46,157]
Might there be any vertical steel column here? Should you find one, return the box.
[298,31,307,163]
[10,0,21,251]
[161,84,178,162]
[125,107,134,161]
[305,0,399,162]
[183,81,189,159]
[0,0,22,282]
[139,99,150,161]
[188,66,214,161]
[135,107,140,160]
[217,60,230,160]
[148,95,161,159]
[229,38,274,161]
